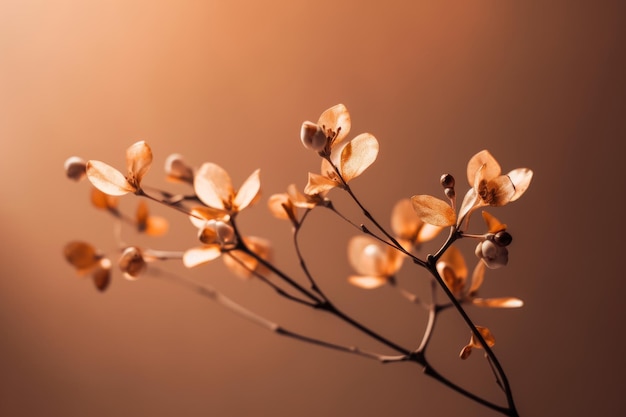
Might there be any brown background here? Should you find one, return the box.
[1,1,624,416]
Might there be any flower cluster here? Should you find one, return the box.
[63,104,532,416]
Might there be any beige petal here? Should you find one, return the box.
[317,103,351,147]
[437,245,467,280]
[484,176,516,206]
[91,187,118,210]
[126,141,153,184]
[348,275,388,289]
[507,168,533,202]
[183,245,222,268]
[86,160,134,196]
[348,236,387,276]
[456,188,481,228]
[145,216,169,237]
[267,193,293,220]
[304,172,338,195]
[234,169,261,211]
[472,297,524,308]
[468,259,486,295]
[467,150,501,186]
[164,153,194,183]
[410,195,456,227]
[417,223,444,243]
[189,207,228,229]
[194,162,234,209]
[391,199,420,239]
[339,133,379,182]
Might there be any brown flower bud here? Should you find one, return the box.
[440,174,455,189]
[300,121,327,152]
[119,247,146,280]
[64,156,87,181]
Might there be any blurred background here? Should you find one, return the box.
[1,1,624,416]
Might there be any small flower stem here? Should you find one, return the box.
[292,209,329,301]
[425,254,518,416]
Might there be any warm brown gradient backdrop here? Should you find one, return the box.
[1,1,624,416]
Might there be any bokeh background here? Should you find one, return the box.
[1,1,624,416]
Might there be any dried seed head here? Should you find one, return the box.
[119,247,146,280]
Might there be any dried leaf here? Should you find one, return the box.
[64,241,99,269]
[183,245,222,268]
[86,160,134,196]
[234,169,261,211]
[339,133,379,182]
[411,195,456,227]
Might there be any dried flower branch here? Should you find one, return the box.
[63,103,532,417]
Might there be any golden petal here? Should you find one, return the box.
[183,245,222,268]
[467,150,501,186]
[317,103,351,147]
[194,162,234,210]
[126,141,153,184]
[468,260,486,295]
[391,199,420,239]
[437,245,468,279]
[339,133,379,182]
[304,172,338,195]
[410,195,456,227]
[234,169,261,211]
[267,193,293,220]
[481,211,507,233]
[347,235,387,276]
[485,176,516,206]
[86,160,134,196]
[507,168,533,202]
[417,223,444,243]
[347,275,388,289]
[472,297,524,308]
[145,215,169,236]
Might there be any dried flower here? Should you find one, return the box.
[63,241,111,291]
[459,326,496,359]
[300,104,351,155]
[86,141,153,196]
[457,150,533,228]
[347,236,404,289]
[194,163,261,217]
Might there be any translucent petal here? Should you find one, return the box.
[410,195,456,227]
[473,297,524,308]
[304,172,338,195]
[145,216,169,236]
[340,133,379,182]
[189,207,228,229]
[86,160,134,195]
[194,163,234,209]
[348,275,388,289]
[223,237,272,279]
[391,199,420,239]
[164,153,194,183]
[485,176,516,206]
[457,188,481,228]
[91,187,118,210]
[348,236,387,276]
[64,241,99,269]
[287,184,317,208]
[417,223,444,243]
[234,169,261,211]
[467,150,501,186]
[507,168,533,202]
[481,211,507,233]
[317,103,351,147]
[437,245,467,280]
[468,260,486,295]
[126,141,153,184]
[267,193,293,220]
[183,245,222,268]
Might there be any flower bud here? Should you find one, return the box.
[119,247,146,280]
[300,121,327,152]
[440,174,455,189]
[494,231,513,247]
[64,156,87,181]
